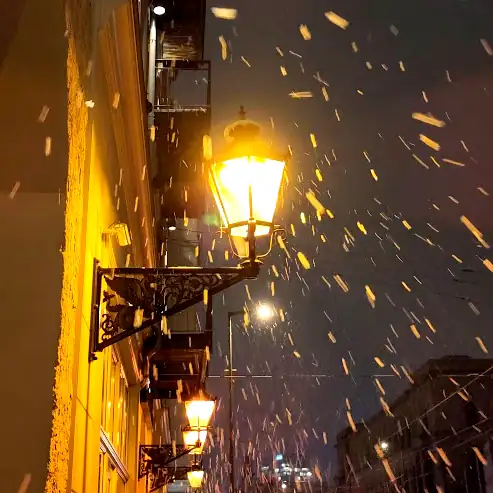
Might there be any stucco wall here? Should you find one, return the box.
[45,0,92,489]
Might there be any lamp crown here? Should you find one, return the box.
[224,106,261,145]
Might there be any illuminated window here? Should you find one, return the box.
[99,348,131,492]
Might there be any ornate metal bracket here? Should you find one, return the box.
[90,260,259,359]
[139,444,200,492]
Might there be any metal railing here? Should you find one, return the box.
[153,60,211,115]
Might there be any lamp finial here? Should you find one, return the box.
[239,105,246,120]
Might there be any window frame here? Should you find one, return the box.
[100,426,130,483]
[97,233,135,490]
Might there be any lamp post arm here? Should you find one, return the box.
[138,444,202,492]
[90,262,260,359]
[139,444,199,478]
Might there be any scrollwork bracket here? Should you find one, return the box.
[90,260,259,359]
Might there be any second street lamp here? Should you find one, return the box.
[89,107,287,358]
[139,393,215,491]
[183,391,215,455]
[188,466,205,489]
[185,394,216,428]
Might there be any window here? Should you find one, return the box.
[99,348,131,493]
[101,349,130,461]
[98,453,127,493]
[97,233,132,492]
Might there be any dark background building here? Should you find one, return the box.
[335,356,493,492]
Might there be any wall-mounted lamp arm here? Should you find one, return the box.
[90,261,260,360]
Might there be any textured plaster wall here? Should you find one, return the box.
[45,0,92,491]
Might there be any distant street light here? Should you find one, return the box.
[165,215,177,231]
[227,301,276,493]
[256,302,275,321]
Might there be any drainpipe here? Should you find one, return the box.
[140,325,163,390]
[147,14,156,128]
[141,0,149,84]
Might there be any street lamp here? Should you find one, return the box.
[182,393,215,454]
[185,394,215,428]
[209,106,286,263]
[227,302,276,493]
[89,107,286,358]
[139,394,215,491]
[188,466,205,489]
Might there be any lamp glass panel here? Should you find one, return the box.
[185,399,215,428]
[188,470,204,488]
[210,157,285,237]
[183,429,207,454]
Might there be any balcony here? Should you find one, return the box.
[151,59,211,225]
[142,330,212,402]
[153,0,207,60]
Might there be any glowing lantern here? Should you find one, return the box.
[187,468,204,488]
[183,428,208,454]
[208,107,286,252]
[209,156,285,238]
[185,397,215,429]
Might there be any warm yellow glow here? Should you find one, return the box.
[188,469,205,488]
[209,156,285,237]
[183,429,208,454]
[185,399,215,428]
[256,303,275,320]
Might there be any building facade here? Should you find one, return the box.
[0,0,210,492]
[335,356,493,493]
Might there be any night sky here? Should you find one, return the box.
[201,0,493,483]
